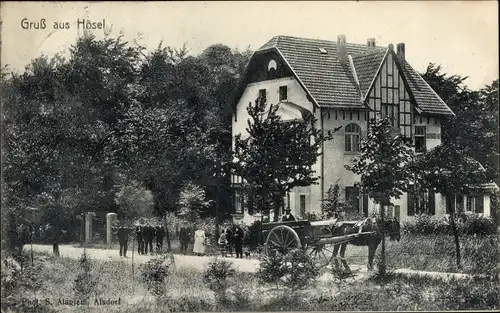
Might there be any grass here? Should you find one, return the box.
[331,233,499,275]
[2,245,498,313]
[385,234,499,275]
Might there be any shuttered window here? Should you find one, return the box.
[475,196,484,213]
[300,195,306,217]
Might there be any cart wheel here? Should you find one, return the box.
[306,244,336,268]
[264,225,301,256]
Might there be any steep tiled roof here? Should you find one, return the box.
[352,49,387,98]
[401,61,455,115]
[255,35,454,116]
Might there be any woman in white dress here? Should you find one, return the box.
[193,228,206,256]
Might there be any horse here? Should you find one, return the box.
[330,217,401,272]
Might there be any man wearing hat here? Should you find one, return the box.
[281,208,296,222]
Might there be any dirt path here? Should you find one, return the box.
[27,244,486,280]
[28,244,261,273]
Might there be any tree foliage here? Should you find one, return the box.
[1,32,251,253]
[346,116,415,205]
[232,99,335,215]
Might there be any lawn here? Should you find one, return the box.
[2,242,498,313]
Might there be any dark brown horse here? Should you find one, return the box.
[331,218,401,272]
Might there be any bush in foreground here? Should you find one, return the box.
[202,257,237,301]
[140,253,175,297]
[258,248,320,291]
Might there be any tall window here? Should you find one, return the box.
[345,123,361,152]
[414,126,426,153]
[234,191,243,214]
[259,89,267,103]
[300,195,306,217]
[279,86,288,101]
[408,189,435,216]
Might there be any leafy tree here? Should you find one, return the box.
[346,116,415,276]
[233,99,335,220]
[321,183,346,219]
[411,144,487,269]
[114,181,155,222]
[177,182,211,222]
[421,64,498,182]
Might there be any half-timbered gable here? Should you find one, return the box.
[231,35,496,224]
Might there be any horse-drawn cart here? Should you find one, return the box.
[261,218,375,268]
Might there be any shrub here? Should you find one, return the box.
[257,250,287,288]
[458,214,497,236]
[202,258,237,300]
[258,248,320,291]
[140,253,174,297]
[1,255,54,313]
[73,251,98,301]
[243,220,262,250]
[402,214,497,236]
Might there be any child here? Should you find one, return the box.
[218,230,228,257]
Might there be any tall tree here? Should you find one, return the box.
[412,144,487,269]
[232,99,334,220]
[346,116,415,276]
[421,64,498,182]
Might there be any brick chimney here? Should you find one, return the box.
[397,43,405,63]
[337,34,347,65]
[367,38,376,48]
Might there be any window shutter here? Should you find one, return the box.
[428,190,435,215]
[407,191,415,216]
[475,196,484,213]
[362,193,369,217]
[445,195,453,214]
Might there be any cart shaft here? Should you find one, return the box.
[316,231,374,245]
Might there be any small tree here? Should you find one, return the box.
[233,99,336,220]
[346,116,415,276]
[321,183,346,219]
[412,144,487,269]
[114,181,155,222]
[177,182,210,222]
[73,251,98,301]
[202,258,237,302]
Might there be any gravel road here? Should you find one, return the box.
[27,244,484,281]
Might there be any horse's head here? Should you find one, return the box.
[384,218,401,241]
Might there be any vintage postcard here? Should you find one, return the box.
[1,1,499,312]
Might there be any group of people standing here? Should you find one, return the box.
[116,222,167,258]
[218,224,245,258]
[135,222,167,255]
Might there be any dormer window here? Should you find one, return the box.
[319,48,327,54]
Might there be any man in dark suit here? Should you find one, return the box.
[225,226,234,257]
[135,223,144,255]
[117,224,130,257]
[281,208,296,222]
[155,224,166,251]
[144,223,155,255]
[179,224,190,255]
[233,225,244,259]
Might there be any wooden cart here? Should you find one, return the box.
[261,219,373,268]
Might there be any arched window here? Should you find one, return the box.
[267,59,277,79]
[345,123,361,152]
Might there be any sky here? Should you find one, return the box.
[1,1,498,90]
